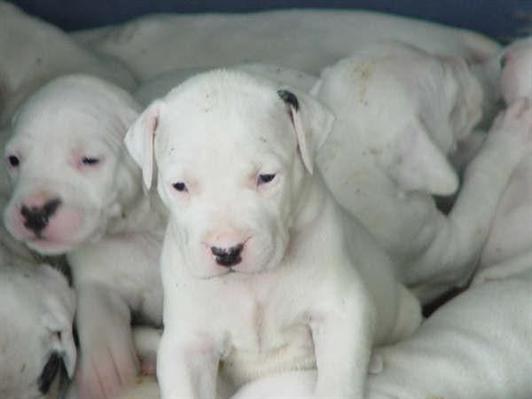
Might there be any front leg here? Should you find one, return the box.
[76,283,138,399]
[158,328,220,399]
[310,289,375,398]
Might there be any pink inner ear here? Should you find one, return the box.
[140,104,161,190]
[292,108,314,175]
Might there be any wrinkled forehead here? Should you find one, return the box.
[155,75,295,170]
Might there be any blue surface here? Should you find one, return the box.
[8,0,532,41]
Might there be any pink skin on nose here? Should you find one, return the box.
[202,231,251,269]
[21,193,50,208]
[8,200,84,249]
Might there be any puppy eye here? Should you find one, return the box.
[7,155,20,167]
[172,182,188,192]
[81,157,100,166]
[257,174,276,185]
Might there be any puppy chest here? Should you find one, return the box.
[219,301,315,387]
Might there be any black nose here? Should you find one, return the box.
[21,198,62,235]
[211,244,244,267]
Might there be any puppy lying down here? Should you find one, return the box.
[0,258,75,399]
[314,42,532,303]
[124,70,421,398]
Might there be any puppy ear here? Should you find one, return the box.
[387,119,458,195]
[124,100,165,190]
[277,89,335,174]
[38,265,77,378]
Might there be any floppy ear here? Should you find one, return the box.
[387,119,459,195]
[277,89,335,174]
[124,100,165,190]
[37,265,77,378]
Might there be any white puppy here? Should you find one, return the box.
[73,9,499,81]
[188,95,532,399]
[361,99,532,399]
[125,70,421,398]
[344,38,532,399]
[314,42,532,303]
[2,75,165,399]
[0,253,76,399]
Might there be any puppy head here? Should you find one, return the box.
[3,74,142,255]
[126,70,334,278]
[0,263,76,399]
[315,43,482,195]
[500,38,532,103]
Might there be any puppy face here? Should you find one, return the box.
[126,71,333,278]
[0,264,76,399]
[3,75,140,255]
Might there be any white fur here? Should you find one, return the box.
[0,247,75,399]
[314,42,532,303]
[347,43,532,399]
[125,70,421,399]
[73,9,499,81]
[479,38,532,276]
[3,75,166,399]
[228,275,532,399]
[135,63,318,106]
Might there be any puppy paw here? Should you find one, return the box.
[500,39,532,103]
[488,98,532,159]
[139,355,157,376]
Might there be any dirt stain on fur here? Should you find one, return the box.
[352,61,375,105]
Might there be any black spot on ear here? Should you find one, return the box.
[277,90,300,111]
[38,352,66,394]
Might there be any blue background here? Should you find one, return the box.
[8,0,532,42]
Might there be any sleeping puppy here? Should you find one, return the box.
[125,70,421,399]
[0,257,76,399]
[73,8,500,81]
[2,74,166,399]
[314,42,532,303]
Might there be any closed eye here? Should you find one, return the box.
[81,156,100,166]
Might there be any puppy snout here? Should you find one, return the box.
[211,244,244,267]
[20,198,62,235]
